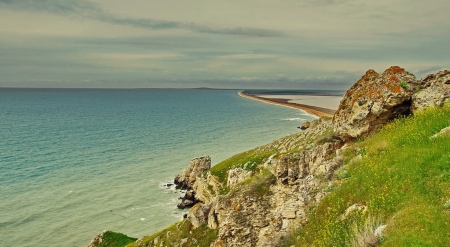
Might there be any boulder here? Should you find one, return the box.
[177,190,198,209]
[333,66,419,141]
[187,203,211,228]
[412,70,450,112]
[299,121,310,130]
[430,126,450,139]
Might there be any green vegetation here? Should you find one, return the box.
[94,231,137,247]
[400,80,409,89]
[126,219,218,247]
[285,103,450,246]
[209,149,274,192]
[229,167,276,199]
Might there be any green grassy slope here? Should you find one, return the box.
[285,104,450,246]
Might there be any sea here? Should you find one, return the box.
[0,88,316,247]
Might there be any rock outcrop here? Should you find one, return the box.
[333,67,450,142]
[184,117,344,246]
[333,66,419,141]
[412,70,450,112]
[227,168,253,188]
[174,156,211,209]
[174,156,211,190]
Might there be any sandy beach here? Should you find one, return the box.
[238,91,342,118]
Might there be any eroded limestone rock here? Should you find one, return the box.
[412,70,450,112]
[174,156,211,190]
[174,156,211,209]
[333,66,419,141]
[227,168,253,188]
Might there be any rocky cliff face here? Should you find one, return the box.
[86,66,450,247]
[183,118,344,247]
[174,156,211,209]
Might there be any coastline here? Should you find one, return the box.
[238,91,336,118]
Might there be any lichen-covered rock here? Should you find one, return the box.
[412,70,450,112]
[333,66,419,141]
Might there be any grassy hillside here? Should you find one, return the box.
[285,103,450,246]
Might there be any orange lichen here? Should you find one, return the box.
[365,69,379,78]
[357,69,379,85]
[385,82,392,88]
[389,75,400,83]
[392,85,402,93]
[384,66,405,75]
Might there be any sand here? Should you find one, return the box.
[238,92,342,118]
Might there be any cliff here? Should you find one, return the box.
[86,67,450,247]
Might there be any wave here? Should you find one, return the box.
[281,117,307,121]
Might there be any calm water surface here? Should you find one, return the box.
[0,89,315,246]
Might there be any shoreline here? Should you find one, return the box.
[238,91,336,118]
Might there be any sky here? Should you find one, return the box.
[1,0,449,89]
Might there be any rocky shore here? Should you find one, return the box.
[86,66,450,247]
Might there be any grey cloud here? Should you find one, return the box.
[187,25,286,37]
[0,0,102,16]
[0,0,286,37]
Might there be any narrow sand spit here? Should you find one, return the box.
[238,92,341,118]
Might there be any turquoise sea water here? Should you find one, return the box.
[0,89,315,247]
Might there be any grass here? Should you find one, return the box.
[284,103,450,246]
[126,219,218,247]
[93,231,137,247]
[209,149,274,194]
[228,167,276,199]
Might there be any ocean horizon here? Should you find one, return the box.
[0,88,316,247]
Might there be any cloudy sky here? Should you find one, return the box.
[1,0,449,89]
